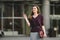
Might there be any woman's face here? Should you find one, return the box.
[32,6,38,13]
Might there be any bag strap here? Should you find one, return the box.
[38,19,43,31]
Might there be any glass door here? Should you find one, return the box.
[1,2,25,36]
[50,1,60,37]
[50,18,60,37]
[14,3,25,35]
[3,3,13,36]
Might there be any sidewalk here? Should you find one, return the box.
[0,36,60,40]
[0,36,30,40]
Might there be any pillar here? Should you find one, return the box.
[43,0,50,31]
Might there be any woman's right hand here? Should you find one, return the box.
[23,13,30,26]
[23,13,27,19]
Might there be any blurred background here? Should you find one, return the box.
[0,0,60,40]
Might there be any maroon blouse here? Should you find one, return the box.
[29,14,43,32]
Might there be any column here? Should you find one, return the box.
[42,0,50,31]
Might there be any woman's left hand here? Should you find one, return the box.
[44,34,47,37]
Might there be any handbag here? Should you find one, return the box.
[38,29,44,38]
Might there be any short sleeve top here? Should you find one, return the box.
[29,14,43,32]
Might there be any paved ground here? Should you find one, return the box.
[0,36,30,40]
[0,36,60,40]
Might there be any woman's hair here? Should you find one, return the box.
[29,5,41,19]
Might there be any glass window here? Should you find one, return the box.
[58,20,60,34]
[50,5,53,15]
[2,2,25,35]
[50,2,60,15]
[14,3,22,17]
[55,3,60,15]
[3,3,12,17]
[14,19,23,34]
[50,19,57,29]
[3,19,13,31]
[50,19,60,34]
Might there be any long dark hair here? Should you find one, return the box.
[29,5,41,19]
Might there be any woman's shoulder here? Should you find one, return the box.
[39,14,43,17]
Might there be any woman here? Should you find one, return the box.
[23,5,47,40]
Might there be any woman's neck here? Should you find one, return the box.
[33,13,39,18]
[34,12,38,16]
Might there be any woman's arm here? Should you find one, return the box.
[41,15,47,37]
[42,26,47,37]
[23,14,30,27]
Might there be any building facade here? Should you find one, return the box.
[0,0,60,37]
